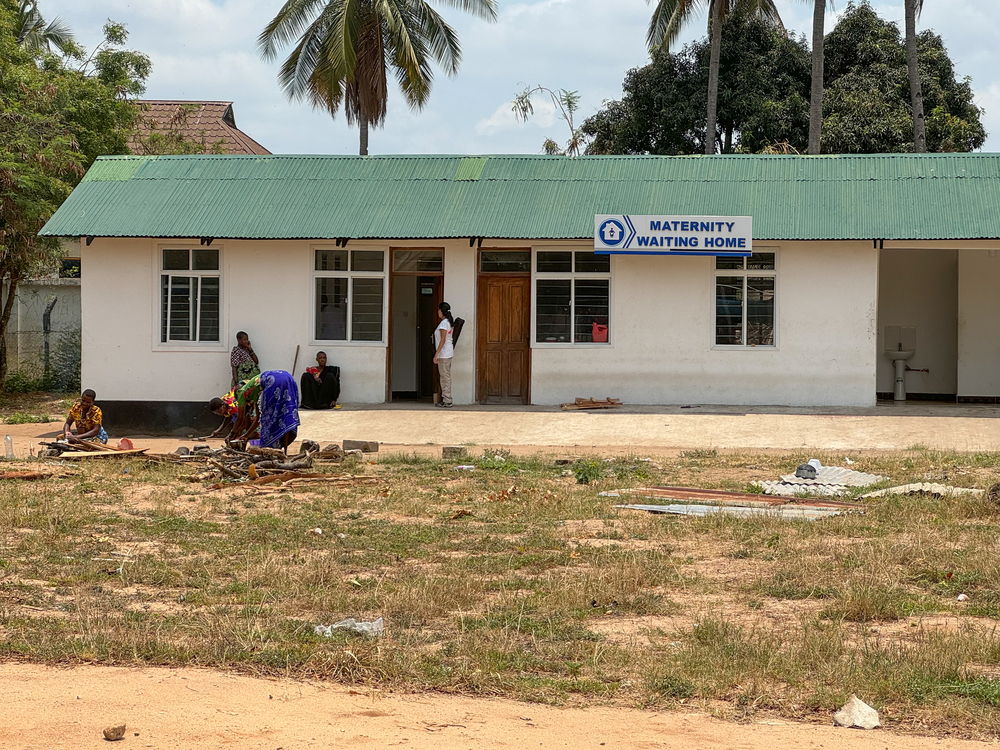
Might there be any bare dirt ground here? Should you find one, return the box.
[2,663,990,750]
[4,397,1000,748]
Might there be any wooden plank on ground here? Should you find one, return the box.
[560,397,623,411]
[55,449,148,459]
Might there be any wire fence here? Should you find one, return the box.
[4,329,81,392]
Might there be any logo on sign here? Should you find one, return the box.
[597,219,626,247]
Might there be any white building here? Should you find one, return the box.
[39,153,1000,428]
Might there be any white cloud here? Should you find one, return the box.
[475,96,557,137]
[42,0,1000,153]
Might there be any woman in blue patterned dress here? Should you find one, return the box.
[210,370,300,451]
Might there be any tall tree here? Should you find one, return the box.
[0,2,148,379]
[585,2,982,157]
[259,0,497,156]
[822,1,982,153]
[905,0,926,151]
[14,0,73,55]
[646,0,783,155]
[586,12,810,155]
[807,0,832,154]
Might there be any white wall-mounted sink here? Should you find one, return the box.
[886,350,914,362]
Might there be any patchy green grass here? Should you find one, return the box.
[2,448,1000,738]
[4,411,54,425]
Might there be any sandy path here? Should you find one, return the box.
[5,400,1000,456]
[0,664,989,750]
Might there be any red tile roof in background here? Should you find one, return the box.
[129,100,271,155]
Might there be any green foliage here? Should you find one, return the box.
[3,371,45,393]
[584,12,810,155]
[0,3,148,377]
[822,1,984,153]
[573,459,604,485]
[587,1,984,155]
[4,410,51,424]
[14,0,73,56]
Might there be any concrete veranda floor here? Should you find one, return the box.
[298,401,1000,452]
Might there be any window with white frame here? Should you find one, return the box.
[313,248,386,342]
[160,248,220,343]
[714,251,776,347]
[535,250,611,344]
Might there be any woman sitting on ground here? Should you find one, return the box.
[299,351,340,410]
[62,389,108,444]
[209,370,300,451]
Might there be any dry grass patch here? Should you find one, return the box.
[2,449,1000,737]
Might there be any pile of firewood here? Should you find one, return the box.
[186,441,375,491]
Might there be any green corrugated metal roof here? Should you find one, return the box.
[38,153,1000,241]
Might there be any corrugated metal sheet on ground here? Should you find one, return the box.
[778,467,886,487]
[860,483,985,499]
[601,485,860,508]
[616,503,845,521]
[39,153,1000,240]
[756,481,855,498]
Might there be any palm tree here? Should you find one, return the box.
[904,0,926,152]
[259,0,497,155]
[807,1,833,155]
[647,0,782,155]
[15,0,75,56]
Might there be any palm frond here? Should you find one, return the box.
[42,17,75,54]
[258,0,328,60]
[278,5,340,99]
[647,0,705,52]
[429,0,498,22]
[409,1,462,74]
[740,0,784,30]
[381,1,433,108]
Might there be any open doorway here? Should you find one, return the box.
[388,250,443,401]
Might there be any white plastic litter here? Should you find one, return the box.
[957,593,969,602]
[455,465,476,471]
[314,617,384,638]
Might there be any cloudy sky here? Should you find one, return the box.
[45,0,1000,155]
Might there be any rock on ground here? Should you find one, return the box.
[833,695,881,730]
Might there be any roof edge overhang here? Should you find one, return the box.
[38,233,1000,243]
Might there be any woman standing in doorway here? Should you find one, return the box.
[433,302,454,408]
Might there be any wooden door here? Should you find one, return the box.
[477,275,530,404]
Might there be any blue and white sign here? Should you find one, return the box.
[594,214,752,256]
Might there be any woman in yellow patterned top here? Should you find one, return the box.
[62,389,108,444]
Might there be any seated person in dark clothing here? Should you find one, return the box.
[299,351,341,410]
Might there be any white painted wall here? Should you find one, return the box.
[957,249,1000,397]
[82,238,386,403]
[84,237,879,408]
[876,249,957,395]
[531,241,879,407]
[442,241,476,405]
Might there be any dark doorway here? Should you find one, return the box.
[389,266,443,401]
